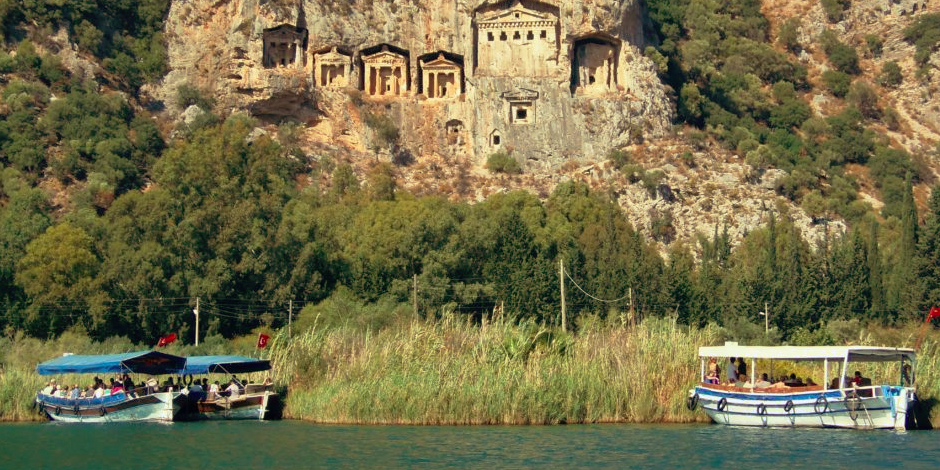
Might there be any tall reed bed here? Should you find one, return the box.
[268,316,723,424]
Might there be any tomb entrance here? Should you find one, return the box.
[360,45,410,98]
[314,47,352,88]
[571,36,619,96]
[419,52,464,99]
[263,25,307,69]
[501,88,539,125]
[474,0,560,77]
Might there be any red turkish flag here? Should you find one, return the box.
[257,333,270,349]
[928,306,940,320]
[157,333,177,347]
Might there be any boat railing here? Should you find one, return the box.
[698,382,825,394]
[245,384,275,395]
[37,391,130,407]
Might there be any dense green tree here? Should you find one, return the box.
[14,222,103,336]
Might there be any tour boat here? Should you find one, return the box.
[178,355,277,420]
[35,350,188,423]
[687,344,916,429]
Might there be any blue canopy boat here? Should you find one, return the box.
[36,350,187,423]
[178,355,277,421]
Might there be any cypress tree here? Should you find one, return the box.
[917,184,940,309]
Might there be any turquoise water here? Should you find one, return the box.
[2,421,939,469]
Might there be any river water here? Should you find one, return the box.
[2,421,938,469]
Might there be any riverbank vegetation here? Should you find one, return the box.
[4,316,940,425]
[3,1,940,426]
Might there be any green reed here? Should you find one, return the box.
[269,315,723,424]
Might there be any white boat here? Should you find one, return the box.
[687,344,916,429]
[35,350,188,423]
[178,355,277,421]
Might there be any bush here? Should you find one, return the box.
[486,152,521,174]
[877,61,902,88]
[827,43,860,74]
[607,148,631,169]
[821,0,849,23]
[846,81,880,119]
[821,70,851,98]
[177,83,215,111]
[74,20,103,55]
[778,18,801,53]
[769,99,811,130]
[363,111,400,146]
[865,34,883,57]
[903,13,940,65]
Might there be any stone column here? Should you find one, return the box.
[365,64,373,96]
[295,40,303,67]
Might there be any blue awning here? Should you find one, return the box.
[181,355,271,375]
[36,350,186,376]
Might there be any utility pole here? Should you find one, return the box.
[629,287,634,328]
[759,301,769,336]
[288,299,293,338]
[413,274,418,320]
[194,297,200,347]
[560,258,566,331]
[765,301,769,335]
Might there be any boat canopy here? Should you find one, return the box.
[180,355,271,375]
[36,350,186,376]
[698,345,915,363]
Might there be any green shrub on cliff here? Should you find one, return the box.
[486,151,521,174]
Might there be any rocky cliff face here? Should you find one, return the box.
[155,0,673,169]
[151,0,939,254]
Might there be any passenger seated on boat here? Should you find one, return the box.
[735,373,753,388]
[226,380,241,400]
[784,373,802,386]
[41,380,55,395]
[69,385,80,399]
[902,365,912,386]
[805,378,816,386]
[754,373,772,389]
[704,371,719,384]
[93,384,105,398]
[207,381,220,401]
[263,376,273,387]
[122,374,135,394]
[146,377,158,394]
[163,376,176,391]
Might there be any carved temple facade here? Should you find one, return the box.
[262,25,307,69]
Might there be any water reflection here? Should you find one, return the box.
[1,422,938,469]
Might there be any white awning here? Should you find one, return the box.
[698,345,915,363]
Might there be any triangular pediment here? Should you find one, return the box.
[264,24,306,40]
[422,56,460,69]
[479,2,556,24]
[317,48,350,61]
[501,88,539,101]
[363,51,407,63]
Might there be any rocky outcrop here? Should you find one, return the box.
[154,0,673,168]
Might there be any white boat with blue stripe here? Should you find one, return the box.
[687,344,916,430]
[35,350,187,423]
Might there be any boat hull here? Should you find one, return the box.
[179,390,275,421]
[690,385,914,429]
[36,391,182,423]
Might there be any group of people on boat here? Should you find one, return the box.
[40,374,139,399]
[703,357,819,389]
[39,373,274,403]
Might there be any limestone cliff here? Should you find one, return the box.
[149,0,939,254]
[155,0,672,168]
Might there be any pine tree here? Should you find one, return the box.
[917,184,940,309]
